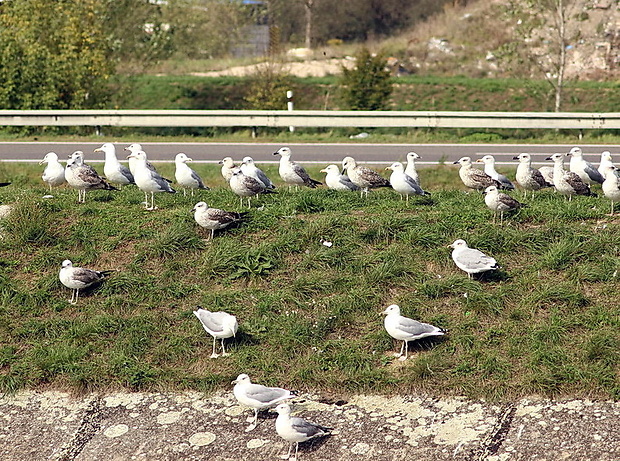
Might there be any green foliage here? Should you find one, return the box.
[339,48,393,110]
[244,62,296,110]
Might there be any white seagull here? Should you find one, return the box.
[601,165,620,215]
[94,143,135,188]
[405,151,421,185]
[598,151,617,179]
[219,157,237,183]
[513,153,552,198]
[174,153,210,196]
[568,146,604,185]
[275,403,331,461]
[64,151,118,203]
[385,162,430,202]
[40,152,66,192]
[59,259,113,304]
[545,153,595,201]
[229,169,275,208]
[193,307,238,358]
[382,304,445,361]
[232,373,297,432]
[191,201,247,239]
[319,164,359,191]
[477,155,515,190]
[483,185,526,224]
[241,156,275,189]
[342,156,390,197]
[453,157,500,192]
[449,239,499,279]
[273,147,322,189]
[126,150,176,210]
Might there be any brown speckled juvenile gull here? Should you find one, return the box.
[342,156,390,197]
[453,156,500,192]
[483,185,526,224]
[192,201,247,239]
[513,153,552,198]
[274,147,321,189]
[64,151,118,203]
[545,153,595,201]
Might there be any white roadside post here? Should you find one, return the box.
[287,90,295,132]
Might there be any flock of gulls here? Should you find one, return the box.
[31,142,618,459]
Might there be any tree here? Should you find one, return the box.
[339,48,392,110]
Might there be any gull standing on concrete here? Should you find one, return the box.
[192,201,248,239]
[319,164,359,191]
[513,153,552,198]
[219,157,237,182]
[174,153,210,196]
[477,155,515,190]
[568,146,604,185]
[385,162,430,202]
[241,156,275,190]
[94,143,134,188]
[232,373,297,432]
[59,259,113,304]
[545,153,595,200]
[405,151,421,185]
[229,169,275,208]
[342,156,390,198]
[40,152,66,192]
[274,147,322,189]
[449,239,499,279]
[275,403,331,461]
[601,165,620,215]
[483,185,525,224]
[382,304,445,361]
[127,150,176,210]
[193,307,238,358]
[453,157,500,192]
[65,151,118,203]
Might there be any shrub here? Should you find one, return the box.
[339,48,393,110]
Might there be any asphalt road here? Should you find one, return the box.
[0,141,617,165]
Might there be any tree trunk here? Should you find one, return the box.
[304,0,314,49]
[554,0,566,112]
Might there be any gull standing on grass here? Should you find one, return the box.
[174,153,210,196]
[342,156,390,197]
[601,165,620,215]
[483,185,526,224]
[385,162,430,202]
[453,157,500,192]
[513,153,552,198]
[568,146,604,185]
[124,143,172,182]
[275,403,331,461]
[449,239,499,278]
[477,155,515,190]
[319,164,359,191]
[219,157,237,182]
[241,156,275,190]
[545,153,595,200]
[127,150,176,210]
[274,147,322,189]
[59,259,113,304]
[229,169,275,208]
[382,304,445,361]
[94,143,135,188]
[405,152,421,185]
[232,373,297,432]
[65,151,118,203]
[192,201,248,239]
[40,152,66,192]
[193,307,238,358]
[598,151,617,179]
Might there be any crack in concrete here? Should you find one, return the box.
[470,403,516,460]
[55,397,105,461]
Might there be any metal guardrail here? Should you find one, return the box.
[0,110,619,129]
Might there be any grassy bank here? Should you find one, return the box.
[0,162,618,400]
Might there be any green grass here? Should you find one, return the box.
[0,162,619,400]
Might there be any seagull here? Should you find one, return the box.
[126,150,176,210]
[382,304,445,361]
[483,185,526,224]
[94,143,134,188]
[274,403,331,461]
[59,259,113,304]
[241,156,275,189]
[342,156,390,198]
[273,147,322,189]
[174,153,210,196]
[232,373,297,432]
[193,307,238,358]
[319,164,359,191]
[568,146,604,185]
[40,152,66,192]
[448,239,499,279]
[513,153,553,198]
[64,151,118,203]
[477,155,515,190]
[598,151,617,179]
[385,162,430,202]
[405,152,421,185]
[219,157,237,182]
[545,153,595,201]
[229,169,275,208]
[538,166,555,186]
[601,165,620,215]
[191,201,248,239]
[453,157,500,192]
[124,143,172,183]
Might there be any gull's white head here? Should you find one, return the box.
[127,150,147,161]
[546,153,564,164]
[40,152,58,165]
[94,143,114,154]
[454,157,472,166]
[515,153,531,163]
[273,147,291,158]
[124,143,143,153]
[449,239,469,249]
[382,304,401,316]
[320,164,340,174]
[274,403,291,415]
[191,201,208,213]
[67,151,84,166]
[342,156,356,170]
[175,153,192,163]
[232,373,251,385]
[484,185,499,195]
[601,151,612,162]
[602,164,617,179]
[242,156,255,165]
[568,146,583,157]
[406,152,420,161]
[61,259,73,269]
[219,157,235,167]
[477,155,495,165]
[385,162,404,172]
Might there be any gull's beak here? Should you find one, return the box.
[512,156,519,160]
[38,159,45,165]
[218,160,223,164]
[272,151,279,156]
[545,156,553,161]
[187,157,193,162]
[452,160,459,164]
[319,168,326,173]
[341,168,346,175]
[231,379,238,384]
[191,207,196,213]
[94,148,102,153]
[475,159,483,163]
[124,147,129,151]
